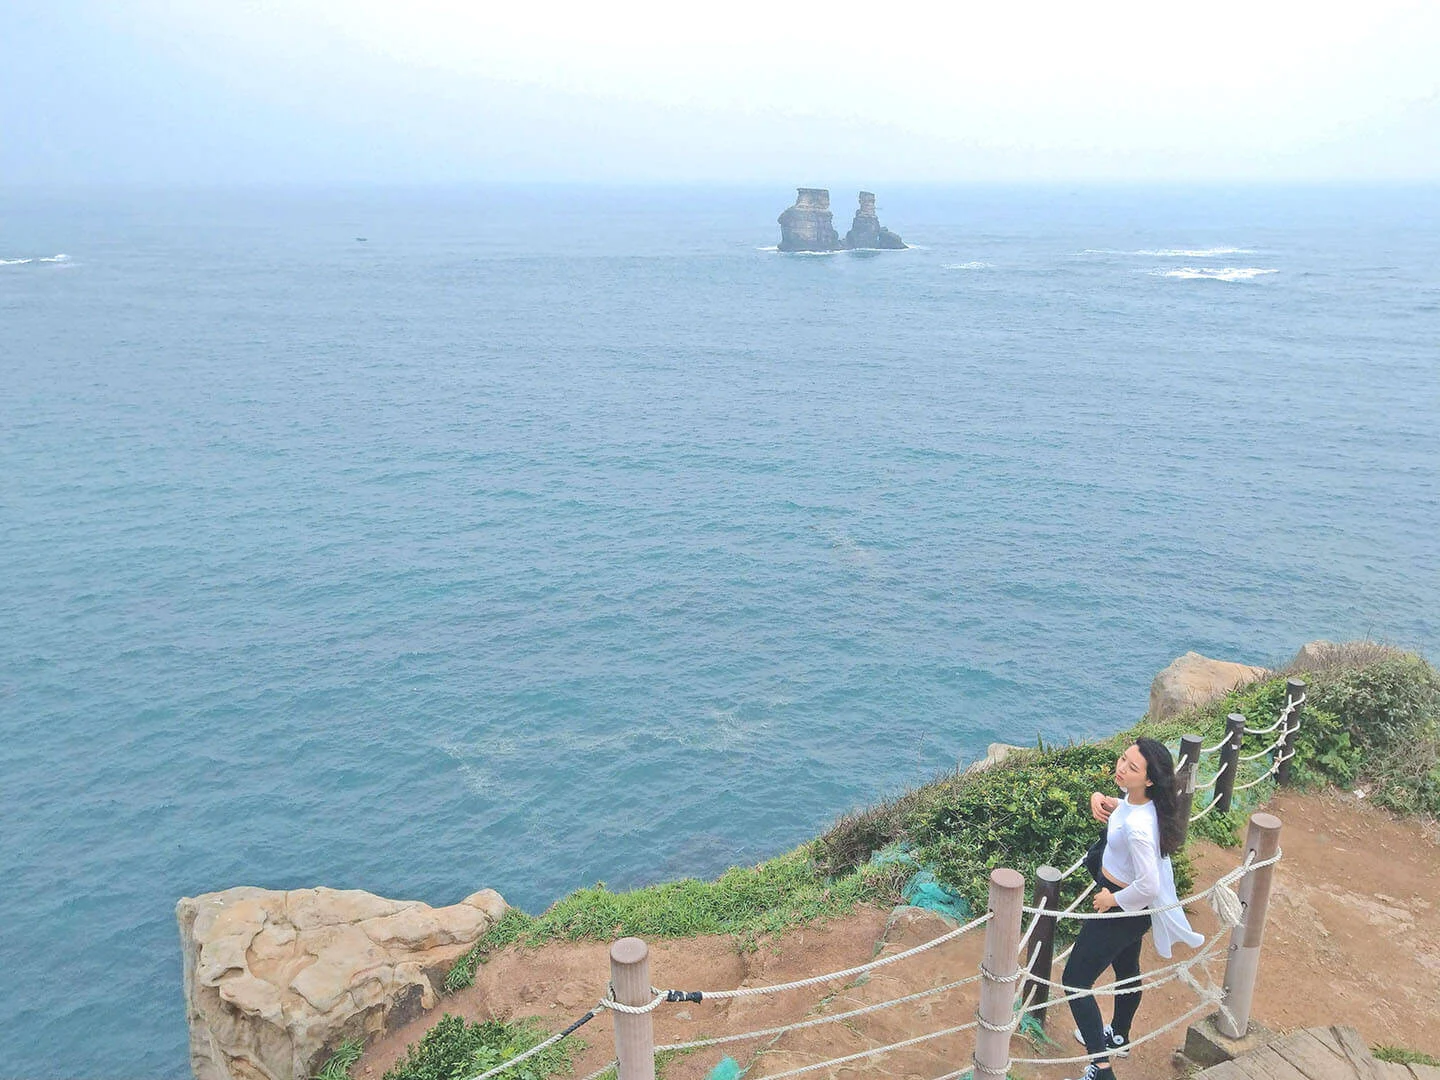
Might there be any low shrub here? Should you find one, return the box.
[382,1015,577,1080]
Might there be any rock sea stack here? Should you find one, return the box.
[844,191,907,249]
[777,187,842,252]
[777,188,907,252]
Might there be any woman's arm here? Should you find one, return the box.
[1111,825,1162,911]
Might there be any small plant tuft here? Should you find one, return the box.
[312,1039,364,1080]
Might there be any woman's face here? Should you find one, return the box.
[1115,743,1151,793]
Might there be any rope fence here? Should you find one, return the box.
[450,680,1304,1080]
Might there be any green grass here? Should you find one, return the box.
[312,1039,365,1080]
[381,1015,580,1080]
[1373,1045,1440,1066]
[445,849,910,990]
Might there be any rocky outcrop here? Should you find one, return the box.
[178,886,506,1080]
[777,189,907,251]
[778,188,842,252]
[843,191,906,249]
[1149,651,1269,719]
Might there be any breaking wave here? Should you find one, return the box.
[2,254,69,265]
[1,257,33,265]
[945,261,991,270]
[1148,267,1278,282]
[1080,246,1254,257]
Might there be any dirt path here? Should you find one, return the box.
[357,791,1439,1080]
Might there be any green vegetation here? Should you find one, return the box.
[382,1015,578,1080]
[446,848,910,991]
[399,644,1438,1080]
[1373,1045,1440,1066]
[312,1039,365,1080]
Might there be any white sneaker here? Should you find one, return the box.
[1063,1065,1108,1080]
[1072,1024,1130,1056]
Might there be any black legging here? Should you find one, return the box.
[1063,872,1151,1057]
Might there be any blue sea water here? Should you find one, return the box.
[2,184,1438,1079]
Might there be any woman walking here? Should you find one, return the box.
[1063,738,1203,1080]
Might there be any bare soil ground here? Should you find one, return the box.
[357,791,1439,1080]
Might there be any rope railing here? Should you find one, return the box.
[475,695,1304,1080]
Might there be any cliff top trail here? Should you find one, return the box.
[354,790,1440,1080]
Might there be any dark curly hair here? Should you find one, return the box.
[1134,737,1182,858]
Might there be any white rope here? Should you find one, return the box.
[653,974,984,1053]
[1199,733,1232,755]
[1243,691,1305,735]
[577,1063,618,1080]
[1059,853,1088,880]
[698,911,991,1000]
[1189,790,1224,822]
[1022,921,1233,1006]
[1192,758,1230,791]
[1232,749,1295,792]
[457,1018,589,1080]
[1017,897,1049,953]
[1011,996,1219,1065]
[599,990,668,1016]
[751,1018,981,1079]
[1240,735,1286,762]
[1022,848,1280,921]
[1062,880,1097,914]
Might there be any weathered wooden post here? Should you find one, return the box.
[974,868,1024,1080]
[1218,813,1282,1037]
[610,937,655,1080]
[1215,714,1246,814]
[1176,734,1203,847]
[1276,679,1305,785]
[1024,865,1062,1026]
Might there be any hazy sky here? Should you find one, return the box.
[5,0,1440,184]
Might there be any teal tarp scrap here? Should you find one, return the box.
[704,1056,744,1080]
[901,870,972,921]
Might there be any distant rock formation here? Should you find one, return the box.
[178,885,506,1080]
[1148,651,1269,719]
[777,189,907,252]
[778,188,842,252]
[844,191,907,249]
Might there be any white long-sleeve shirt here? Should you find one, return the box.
[1101,797,1204,958]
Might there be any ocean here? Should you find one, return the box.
[2,183,1437,1079]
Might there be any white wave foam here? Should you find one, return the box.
[1135,247,1253,257]
[39,253,69,262]
[1080,246,1253,257]
[756,245,778,252]
[945,260,990,270]
[0,257,33,265]
[1149,266,1278,282]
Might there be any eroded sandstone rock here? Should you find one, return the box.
[777,188,842,252]
[1148,651,1268,719]
[843,191,906,249]
[178,886,506,1080]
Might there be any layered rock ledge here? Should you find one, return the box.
[177,886,506,1080]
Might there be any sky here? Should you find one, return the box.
[4,0,1440,184]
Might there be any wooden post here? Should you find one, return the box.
[1276,679,1305,785]
[1215,714,1246,814]
[610,937,655,1080]
[1176,734,1203,848]
[1218,812,1282,1038]
[1024,866,1061,1027]
[974,867,1024,1080]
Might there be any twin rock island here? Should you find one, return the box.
[778,188,906,252]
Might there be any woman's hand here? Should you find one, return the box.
[1089,792,1119,823]
[1093,889,1118,912]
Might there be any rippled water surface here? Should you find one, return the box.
[3,184,1438,1078]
